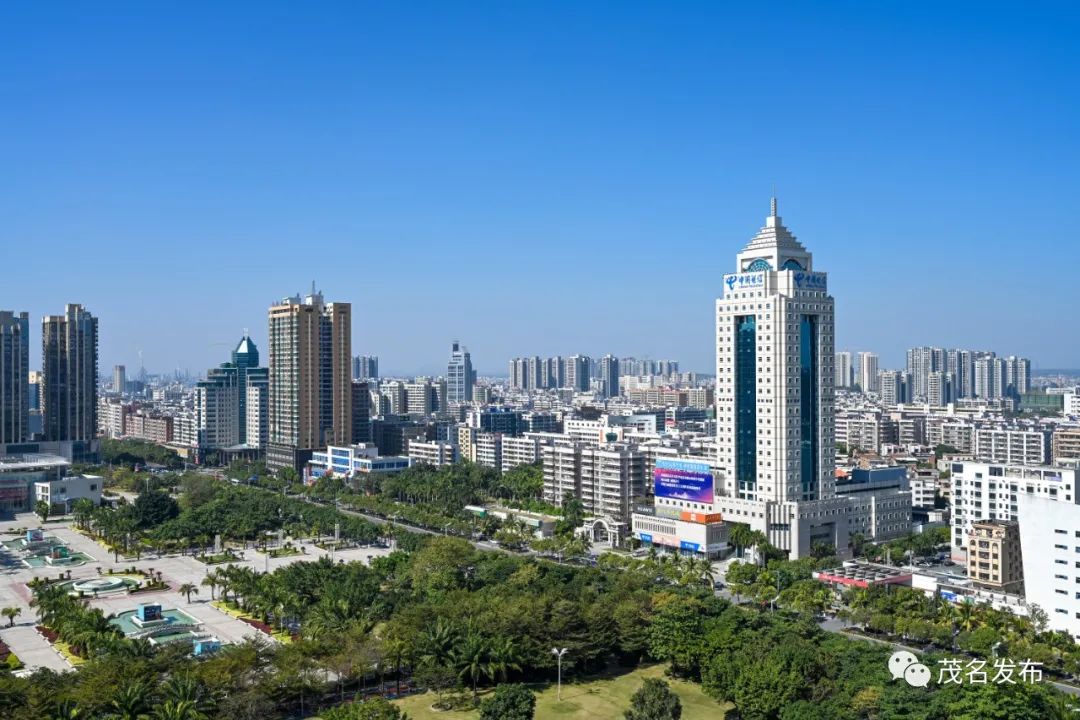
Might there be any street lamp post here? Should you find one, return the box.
[551,647,568,701]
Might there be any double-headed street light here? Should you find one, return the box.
[551,647,568,701]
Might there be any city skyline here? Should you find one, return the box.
[4,4,1078,374]
[2,304,1072,380]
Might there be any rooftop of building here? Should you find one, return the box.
[971,518,1019,529]
[0,454,70,471]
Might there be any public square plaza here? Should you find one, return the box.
[0,512,392,673]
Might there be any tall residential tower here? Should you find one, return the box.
[0,311,30,444]
[42,304,98,443]
[266,286,352,472]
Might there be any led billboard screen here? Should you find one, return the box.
[654,459,714,504]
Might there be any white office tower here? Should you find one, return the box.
[858,352,880,394]
[835,351,853,389]
[446,341,474,405]
[714,199,848,558]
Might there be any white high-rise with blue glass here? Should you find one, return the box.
[714,199,850,559]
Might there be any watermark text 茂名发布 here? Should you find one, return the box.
[889,650,1042,688]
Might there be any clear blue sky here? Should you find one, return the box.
[3,2,1077,376]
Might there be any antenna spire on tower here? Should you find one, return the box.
[770,189,777,218]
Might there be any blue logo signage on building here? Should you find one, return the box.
[792,271,827,290]
[638,533,653,543]
[679,540,700,552]
[724,272,765,294]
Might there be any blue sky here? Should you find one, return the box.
[3,2,1077,375]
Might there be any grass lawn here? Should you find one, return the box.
[392,664,728,719]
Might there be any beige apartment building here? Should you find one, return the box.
[967,519,1023,593]
[267,287,351,472]
[1053,428,1080,463]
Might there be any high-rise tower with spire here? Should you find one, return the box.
[714,199,848,558]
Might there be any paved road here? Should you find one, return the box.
[295,495,517,556]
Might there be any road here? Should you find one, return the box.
[294,495,514,555]
[294,491,1080,698]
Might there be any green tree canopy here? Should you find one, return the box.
[133,489,180,528]
[624,678,682,720]
[479,683,536,720]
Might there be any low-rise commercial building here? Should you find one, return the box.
[835,467,913,542]
[307,444,411,482]
[630,457,727,558]
[0,454,70,516]
[35,474,103,514]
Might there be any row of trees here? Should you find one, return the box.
[101,438,184,470]
[646,592,1076,720]
[79,482,402,559]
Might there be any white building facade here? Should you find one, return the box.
[950,460,1077,555]
[713,199,846,558]
[1018,493,1080,640]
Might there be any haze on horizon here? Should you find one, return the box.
[3,2,1077,377]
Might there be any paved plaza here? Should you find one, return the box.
[0,512,393,672]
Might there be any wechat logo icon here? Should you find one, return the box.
[889,650,931,688]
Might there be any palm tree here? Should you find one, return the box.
[178,583,198,604]
[452,632,492,702]
[71,498,95,530]
[200,570,220,601]
[488,636,522,683]
[1047,692,1080,720]
[151,701,205,720]
[161,674,210,717]
[303,598,352,641]
[1,606,22,627]
[421,617,458,667]
[30,584,70,626]
[108,679,153,720]
[957,602,979,632]
[729,524,752,558]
